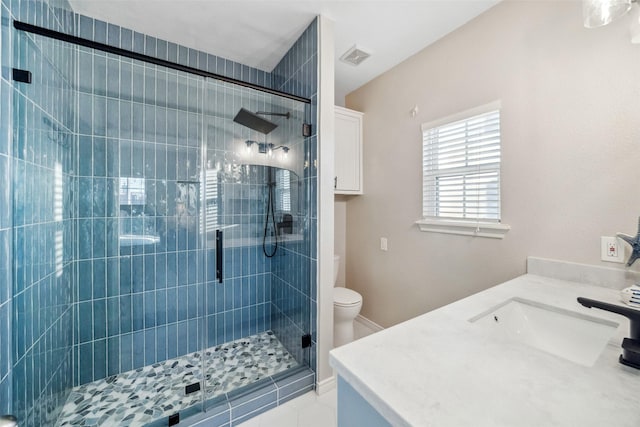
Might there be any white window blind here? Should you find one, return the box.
[422,103,501,223]
[119,177,146,205]
[276,169,291,212]
[200,168,219,234]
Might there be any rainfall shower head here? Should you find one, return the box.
[233,108,278,134]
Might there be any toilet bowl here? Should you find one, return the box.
[333,255,363,347]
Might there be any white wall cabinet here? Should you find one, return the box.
[334,106,364,194]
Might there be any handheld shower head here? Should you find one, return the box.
[233,108,278,134]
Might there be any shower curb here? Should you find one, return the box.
[170,366,315,427]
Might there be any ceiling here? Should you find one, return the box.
[68,0,501,104]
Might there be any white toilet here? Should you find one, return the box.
[333,255,363,347]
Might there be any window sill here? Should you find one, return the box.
[415,219,510,239]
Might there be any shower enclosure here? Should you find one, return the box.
[9,18,315,427]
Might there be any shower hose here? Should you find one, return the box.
[263,180,278,258]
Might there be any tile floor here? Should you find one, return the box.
[237,317,379,426]
[56,331,297,426]
[237,387,338,427]
[353,318,379,341]
[54,317,379,426]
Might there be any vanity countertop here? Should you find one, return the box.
[329,271,640,426]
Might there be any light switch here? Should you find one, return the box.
[380,237,388,251]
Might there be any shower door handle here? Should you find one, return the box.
[216,230,223,283]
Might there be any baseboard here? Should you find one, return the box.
[316,375,336,395]
[355,314,384,333]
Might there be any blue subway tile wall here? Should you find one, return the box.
[270,19,318,370]
[68,14,304,387]
[73,13,271,88]
[73,41,210,385]
[4,3,318,426]
[7,0,77,425]
[0,0,14,415]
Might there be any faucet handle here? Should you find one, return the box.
[578,296,640,369]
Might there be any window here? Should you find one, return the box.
[119,178,146,205]
[417,101,510,238]
[200,168,219,234]
[275,169,291,212]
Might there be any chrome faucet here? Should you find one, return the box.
[577,297,640,369]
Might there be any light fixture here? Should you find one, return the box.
[583,0,635,28]
[244,140,289,156]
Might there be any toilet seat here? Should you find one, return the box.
[334,287,362,306]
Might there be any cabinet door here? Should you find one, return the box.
[335,107,363,194]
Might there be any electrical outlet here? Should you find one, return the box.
[601,236,625,263]
[380,237,388,251]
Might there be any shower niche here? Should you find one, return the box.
[212,166,303,253]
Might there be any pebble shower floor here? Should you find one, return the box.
[55,331,297,426]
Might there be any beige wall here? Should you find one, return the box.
[343,0,640,328]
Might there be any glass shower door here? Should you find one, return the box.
[107,56,209,420]
[200,78,312,406]
[37,38,210,426]
[10,24,315,427]
[10,30,77,427]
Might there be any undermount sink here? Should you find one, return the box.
[469,297,619,366]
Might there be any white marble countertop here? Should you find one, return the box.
[329,262,640,426]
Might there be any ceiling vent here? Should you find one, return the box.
[339,45,371,66]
